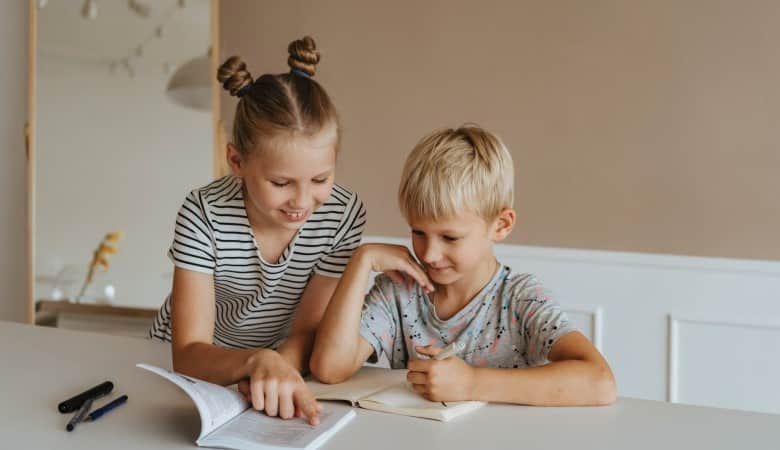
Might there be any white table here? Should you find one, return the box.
[1,321,777,449]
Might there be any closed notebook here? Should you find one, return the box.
[137,363,355,450]
[306,367,485,422]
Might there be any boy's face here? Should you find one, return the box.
[408,209,514,286]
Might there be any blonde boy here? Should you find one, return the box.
[311,125,616,406]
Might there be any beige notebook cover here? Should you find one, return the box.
[307,367,485,422]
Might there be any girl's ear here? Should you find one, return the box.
[226,143,244,176]
[491,208,516,242]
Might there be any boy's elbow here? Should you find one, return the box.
[592,366,617,405]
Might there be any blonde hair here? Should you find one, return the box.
[398,125,514,223]
[217,36,339,157]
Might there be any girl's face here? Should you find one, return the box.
[228,124,338,232]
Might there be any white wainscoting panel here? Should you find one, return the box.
[364,236,780,413]
[668,315,780,414]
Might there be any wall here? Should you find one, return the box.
[219,0,780,262]
[35,57,212,309]
[0,1,30,323]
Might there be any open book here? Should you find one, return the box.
[137,364,355,450]
[307,367,485,422]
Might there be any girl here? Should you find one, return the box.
[149,37,366,426]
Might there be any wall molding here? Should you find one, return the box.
[666,314,780,403]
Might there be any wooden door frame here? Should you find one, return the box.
[25,0,223,323]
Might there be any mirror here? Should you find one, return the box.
[33,0,216,335]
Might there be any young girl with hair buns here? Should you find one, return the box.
[149,36,366,426]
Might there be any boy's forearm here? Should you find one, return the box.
[311,252,372,381]
[471,359,617,406]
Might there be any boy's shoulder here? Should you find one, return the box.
[498,268,550,300]
[370,272,421,299]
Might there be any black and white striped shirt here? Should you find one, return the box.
[149,175,366,349]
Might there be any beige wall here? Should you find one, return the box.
[0,1,29,322]
[220,0,780,261]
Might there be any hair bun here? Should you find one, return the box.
[217,56,254,97]
[287,36,320,77]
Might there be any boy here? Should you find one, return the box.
[311,125,616,406]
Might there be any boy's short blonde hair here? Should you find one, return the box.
[398,125,514,223]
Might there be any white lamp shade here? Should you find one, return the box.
[166,54,211,111]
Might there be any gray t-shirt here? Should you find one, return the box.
[359,265,575,369]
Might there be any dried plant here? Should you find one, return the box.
[75,231,124,303]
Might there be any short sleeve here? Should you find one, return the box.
[167,190,216,274]
[314,194,367,277]
[511,276,574,365]
[358,275,399,364]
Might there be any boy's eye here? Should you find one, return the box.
[411,230,425,237]
[312,178,329,184]
[271,181,289,187]
[443,235,460,242]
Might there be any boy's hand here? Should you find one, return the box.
[356,244,434,292]
[406,345,476,402]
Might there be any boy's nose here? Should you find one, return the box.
[420,243,442,265]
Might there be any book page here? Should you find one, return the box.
[358,383,486,422]
[201,402,356,450]
[307,367,407,404]
[137,363,249,439]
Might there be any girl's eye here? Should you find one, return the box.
[411,230,425,237]
[271,181,289,187]
[443,235,460,242]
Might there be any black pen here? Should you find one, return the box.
[58,381,114,413]
[84,395,128,422]
[66,397,94,432]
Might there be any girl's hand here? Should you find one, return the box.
[238,349,322,425]
[356,244,434,292]
[406,345,477,402]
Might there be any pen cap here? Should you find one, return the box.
[58,381,114,413]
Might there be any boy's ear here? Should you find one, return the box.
[491,208,516,242]
[226,143,244,176]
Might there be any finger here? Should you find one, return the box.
[407,357,433,372]
[278,386,295,419]
[401,260,434,292]
[385,270,405,285]
[250,379,265,412]
[293,390,321,426]
[406,371,428,385]
[409,383,428,395]
[238,379,251,401]
[264,380,279,417]
[415,345,442,358]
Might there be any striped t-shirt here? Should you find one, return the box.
[149,175,366,349]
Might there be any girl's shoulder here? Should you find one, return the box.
[185,175,243,208]
[327,183,362,207]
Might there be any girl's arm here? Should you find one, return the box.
[275,273,340,374]
[309,248,376,383]
[170,267,321,423]
[310,244,434,384]
[408,331,617,406]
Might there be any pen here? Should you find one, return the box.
[84,395,128,422]
[66,397,94,432]
[433,341,465,361]
[58,381,114,413]
[433,341,465,407]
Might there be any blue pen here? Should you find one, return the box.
[84,395,128,422]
